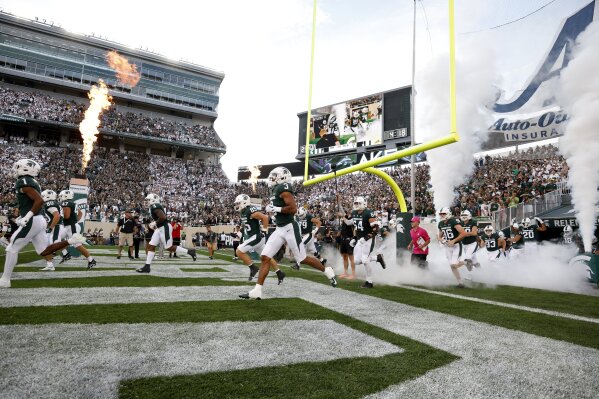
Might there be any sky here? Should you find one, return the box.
[0,0,593,180]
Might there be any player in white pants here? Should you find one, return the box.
[1,160,48,288]
[239,167,336,299]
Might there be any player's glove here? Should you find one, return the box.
[16,211,33,227]
[349,238,356,247]
[265,204,281,213]
[358,237,366,245]
[446,240,455,247]
[534,217,544,225]
[148,221,157,230]
[376,234,384,242]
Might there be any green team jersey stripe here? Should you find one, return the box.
[52,226,61,242]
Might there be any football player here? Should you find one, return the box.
[296,206,327,266]
[0,160,49,288]
[350,196,383,289]
[460,210,480,273]
[234,194,285,284]
[136,194,197,273]
[437,207,468,288]
[479,225,506,262]
[520,217,547,242]
[57,189,97,269]
[239,166,336,300]
[39,189,64,271]
[508,222,525,259]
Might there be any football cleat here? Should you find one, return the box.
[276,270,286,285]
[136,264,151,273]
[465,260,473,272]
[188,248,197,261]
[59,253,72,264]
[291,262,300,270]
[40,265,55,271]
[116,255,121,260]
[0,278,11,288]
[239,292,261,300]
[376,254,386,269]
[321,258,327,266]
[248,265,260,281]
[209,256,214,260]
[324,266,337,287]
[87,259,96,270]
[456,283,466,289]
[361,281,374,289]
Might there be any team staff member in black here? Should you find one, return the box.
[116,210,135,260]
[205,225,218,260]
[338,211,356,280]
[132,215,143,259]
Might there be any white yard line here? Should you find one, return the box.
[0,320,401,399]
[397,284,599,324]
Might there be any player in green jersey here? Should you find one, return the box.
[136,193,197,273]
[508,222,525,259]
[478,225,506,262]
[239,167,336,299]
[39,189,64,271]
[57,189,97,269]
[234,194,285,284]
[296,206,326,266]
[349,196,384,288]
[437,207,469,288]
[0,160,48,288]
[459,210,480,275]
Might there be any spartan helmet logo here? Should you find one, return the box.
[397,224,405,234]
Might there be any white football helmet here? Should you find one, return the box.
[483,225,494,235]
[353,196,366,211]
[297,207,307,219]
[58,189,74,202]
[498,231,505,238]
[41,189,57,202]
[460,210,472,222]
[521,218,531,228]
[438,207,451,221]
[12,159,40,178]
[563,225,573,238]
[388,218,397,229]
[145,193,160,207]
[234,194,251,212]
[267,166,292,187]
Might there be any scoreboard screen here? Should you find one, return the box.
[297,87,411,159]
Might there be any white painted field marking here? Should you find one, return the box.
[398,284,599,324]
[0,320,400,399]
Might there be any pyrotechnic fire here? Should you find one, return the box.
[105,50,141,87]
[80,80,112,171]
[248,165,261,193]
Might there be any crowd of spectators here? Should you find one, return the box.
[0,137,567,229]
[0,86,224,149]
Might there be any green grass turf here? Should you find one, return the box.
[0,244,42,264]
[199,250,599,349]
[417,284,599,319]
[179,267,228,272]
[7,275,252,288]
[0,297,456,398]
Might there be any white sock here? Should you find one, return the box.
[364,262,373,283]
[146,251,155,265]
[1,250,18,281]
[46,261,54,267]
[62,249,68,256]
[324,266,335,279]
[249,284,262,298]
[175,246,188,256]
[87,257,93,262]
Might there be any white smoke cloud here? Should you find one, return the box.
[416,38,497,212]
[556,21,599,252]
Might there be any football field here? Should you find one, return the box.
[1,246,599,398]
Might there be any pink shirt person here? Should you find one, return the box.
[409,218,430,255]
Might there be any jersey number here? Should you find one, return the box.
[441,228,454,240]
[523,230,535,239]
[485,240,497,250]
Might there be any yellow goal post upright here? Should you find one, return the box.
[302,0,460,213]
